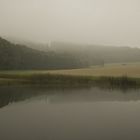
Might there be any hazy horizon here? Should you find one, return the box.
[0,0,140,47]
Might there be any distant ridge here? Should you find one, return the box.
[0,37,88,70]
[0,37,140,70]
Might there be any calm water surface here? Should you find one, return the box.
[0,86,140,140]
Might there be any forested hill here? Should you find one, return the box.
[0,37,88,70]
[1,37,140,70]
[51,42,140,63]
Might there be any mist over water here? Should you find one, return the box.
[0,86,140,140]
[0,0,140,47]
[1,1,140,140]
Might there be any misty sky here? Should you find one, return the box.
[0,0,140,47]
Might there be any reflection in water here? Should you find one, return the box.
[0,86,140,140]
[0,86,140,109]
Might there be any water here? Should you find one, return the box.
[0,86,140,140]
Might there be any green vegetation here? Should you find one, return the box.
[0,72,94,86]
[46,63,140,77]
[1,37,140,88]
[0,37,88,70]
[0,71,140,89]
[1,37,140,70]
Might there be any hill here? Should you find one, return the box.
[0,37,88,70]
[1,37,140,70]
[50,42,140,64]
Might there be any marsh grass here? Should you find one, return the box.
[96,76,139,89]
[0,72,140,89]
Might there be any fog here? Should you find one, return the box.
[0,0,140,47]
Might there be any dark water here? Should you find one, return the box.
[0,86,140,140]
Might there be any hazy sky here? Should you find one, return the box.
[0,0,140,46]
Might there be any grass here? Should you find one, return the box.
[1,62,140,77]
[0,73,94,86]
[0,72,139,89]
[45,62,140,77]
[0,62,140,87]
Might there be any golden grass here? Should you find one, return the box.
[0,63,140,87]
[46,63,140,77]
[1,62,140,78]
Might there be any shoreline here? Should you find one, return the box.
[0,72,140,89]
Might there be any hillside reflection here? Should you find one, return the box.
[0,86,140,109]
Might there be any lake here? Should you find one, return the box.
[0,86,140,140]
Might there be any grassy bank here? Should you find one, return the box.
[1,62,140,77]
[1,62,140,87]
[0,73,94,86]
[0,71,140,88]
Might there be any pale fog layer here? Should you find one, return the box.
[0,0,140,47]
